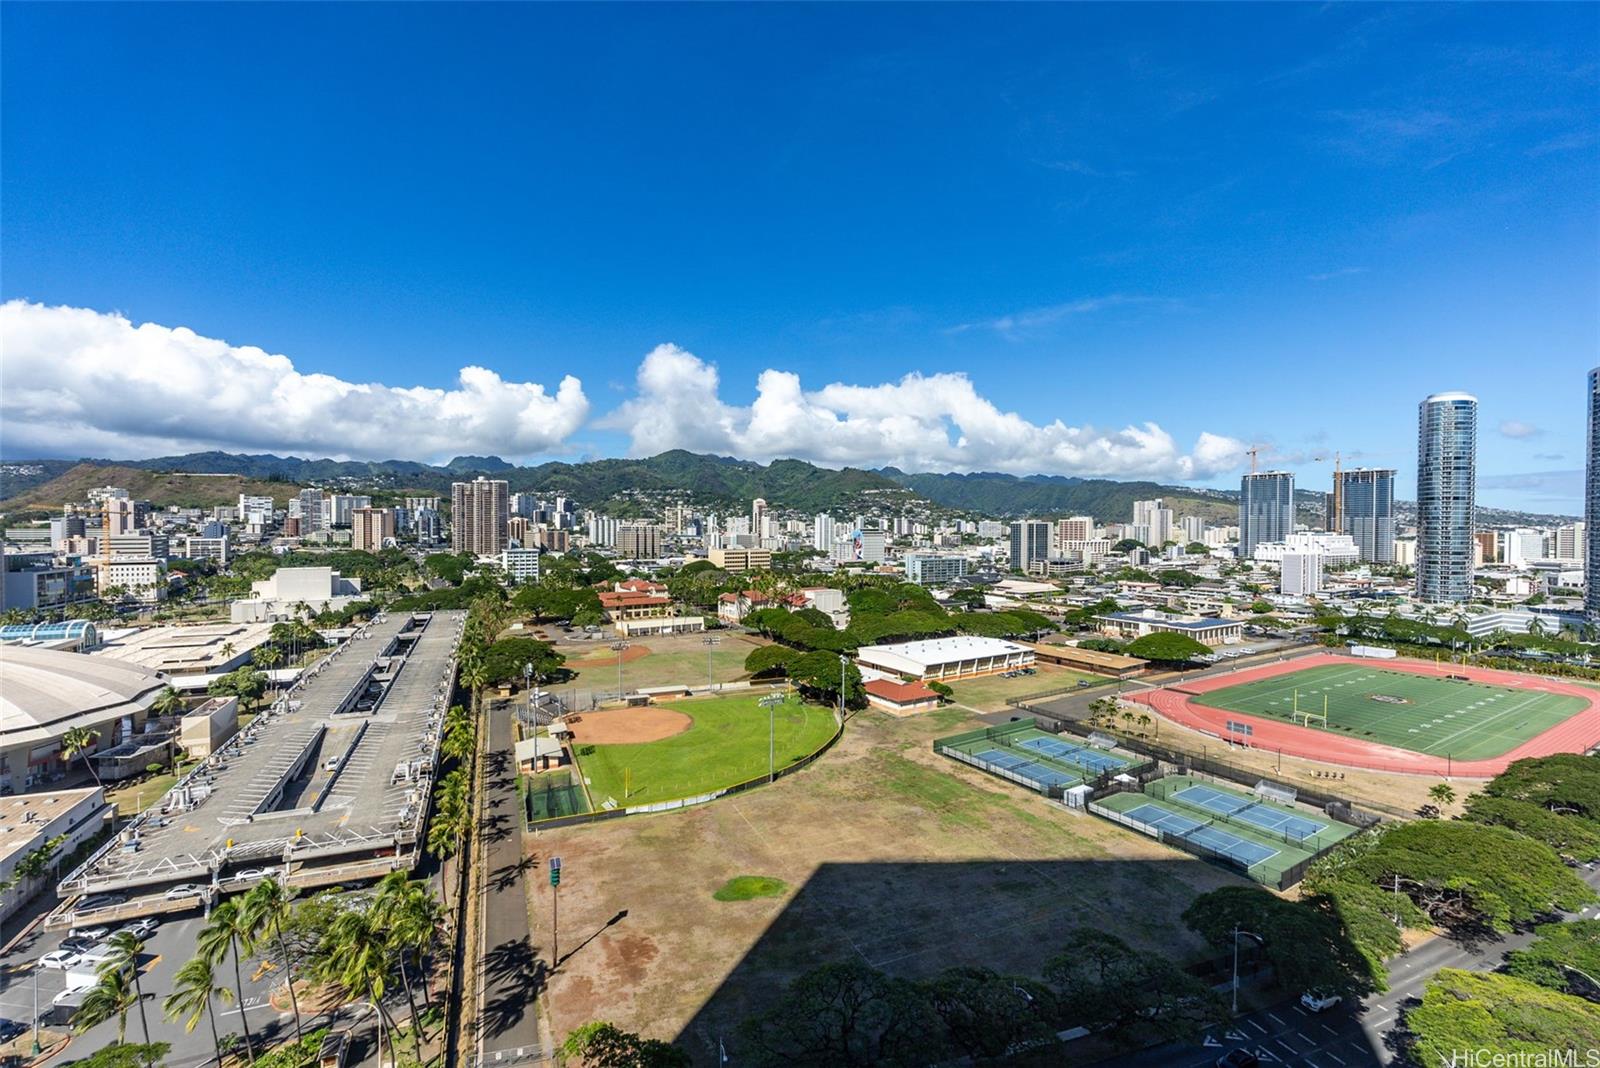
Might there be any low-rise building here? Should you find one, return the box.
[904,553,968,586]
[0,788,108,924]
[856,636,1034,683]
[179,695,239,758]
[1096,609,1244,645]
[231,566,363,622]
[708,547,772,572]
[2,551,97,613]
[863,678,942,715]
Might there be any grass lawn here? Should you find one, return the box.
[561,634,772,690]
[713,876,788,902]
[575,691,838,806]
[104,763,194,816]
[945,663,1106,711]
[537,706,1244,1056]
[1193,664,1587,760]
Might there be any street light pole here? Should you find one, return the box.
[1232,925,1263,1014]
[758,693,784,783]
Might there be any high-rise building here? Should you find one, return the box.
[812,514,837,553]
[1178,516,1207,544]
[751,498,767,536]
[451,478,509,556]
[616,523,663,560]
[904,553,967,586]
[1132,499,1174,548]
[1337,468,1396,564]
[1009,520,1051,572]
[1587,368,1599,621]
[1280,552,1322,596]
[1238,472,1294,558]
[328,494,372,528]
[238,494,275,527]
[511,493,539,518]
[296,489,325,535]
[1416,392,1477,603]
[859,529,887,564]
[351,507,396,552]
[1056,516,1094,547]
[1554,523,1585,561]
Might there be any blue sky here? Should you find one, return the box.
[2,3,1595,513]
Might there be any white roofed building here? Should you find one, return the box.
[855,636,1034,683]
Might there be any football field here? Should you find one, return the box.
[1191,663,1587,760]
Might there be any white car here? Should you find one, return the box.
[164,884,203,900]
[118,919,159,940]
[66,926,108,944]
[233,867,278,883]
[1301,991,1343,1013]
[38,950,81,970]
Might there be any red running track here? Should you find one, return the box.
[1128,652,1600,778]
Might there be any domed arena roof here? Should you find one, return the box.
[0,645,165,749]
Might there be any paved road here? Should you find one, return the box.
[1105,866,1600,1068]
[475,705,545,1060]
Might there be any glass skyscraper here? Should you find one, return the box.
[1238,471,1294,558]
[1416,392,1477,603]
[1587,369,1599,622]
[1338,468,1396,564]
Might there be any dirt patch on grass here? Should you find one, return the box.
[568,706,691,744]
[571,642,654,664]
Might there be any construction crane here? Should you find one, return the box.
[1245,445,1263,474]
[1310,452,1343,531]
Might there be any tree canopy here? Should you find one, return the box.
[1182,886,1378,998]
[1504,920,1600,999]
[478,638,566,687]
[1123,632,1211,663]
[1402,969,1600,1068]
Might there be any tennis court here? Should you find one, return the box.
[1191,663,1586,760]
[971,747,1081,788]
[1172,783,1326,841]
[1118,802,1279,867]
[1017,735,1128,774]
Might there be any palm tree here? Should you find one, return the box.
[73,962,137,1043]
[241,878,304,1041]
[373,873,442,1043]
[197,899,257,1065]
[254,645,283,698]
[164,956,234,1066]
[320,906,401,1064]
[102,931,153,1050]
[1429,782,1457,808]
[60,726,103,788]
[441,705,475,764]
[152,686,184,719]
[220,641,237,662]
[460,657,490,717]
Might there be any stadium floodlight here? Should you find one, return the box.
[610,641,631,698]
[758,691,786,783]
[702,635,721,690]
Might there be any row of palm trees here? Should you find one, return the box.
[76,872,444,1067]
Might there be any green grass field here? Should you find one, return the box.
[945,664,1106,711]
[576,691,839,807]
[1192,664,1586,760]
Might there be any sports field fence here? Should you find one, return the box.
[1009,698,1394,824]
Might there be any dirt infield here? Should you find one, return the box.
[568,706,692,744]
[1131,652,1600,778]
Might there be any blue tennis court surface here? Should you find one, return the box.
[1123,803,1205,836]
[1017,735,1127,773]
[1122,803,1279,867]
[1186,826,1279,867]
[972,748,1080,788]
[1173,784,1326,841]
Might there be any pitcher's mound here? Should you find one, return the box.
[569,706,692,745]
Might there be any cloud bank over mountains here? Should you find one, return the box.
[0,300,1245,480]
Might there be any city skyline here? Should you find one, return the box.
[1,5,1595,512]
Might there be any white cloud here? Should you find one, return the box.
[602,344,1246,480]
[0,301,589,462]
[944,294,1167,338]
[1498,419,1543,439]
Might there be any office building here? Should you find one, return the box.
[351,507,396,552]
[404,496,440,515]
[328,494,372,528]
[1,553,97,612]
[49,515,87,550]
[1554,523,1585,561]
[1280,553,1323,596]
[238,494,275,527]
[499,548,541,583]
[615,523,663,560]
[451,478,509,556]
[751,498,767,536]
[1337,468,1396,564]
[1238,472,1295,558]
[1416,391,1478,603]
[904,553,968,586]
[859,529,887,564]
[708,547,772,572]
[1589,369,1600,621]
[510,492,539,517]
[1009,520,1051,572]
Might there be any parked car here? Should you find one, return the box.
[117,918,160,940]
[234,868,278,883]
[164,884,204,900]
[66,926,108,944]
[38,951,81,971]
[1216,1051,1260,1068]
[58,937,96,955]
[76,894,125,911]
[1301,991,1343,1013]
